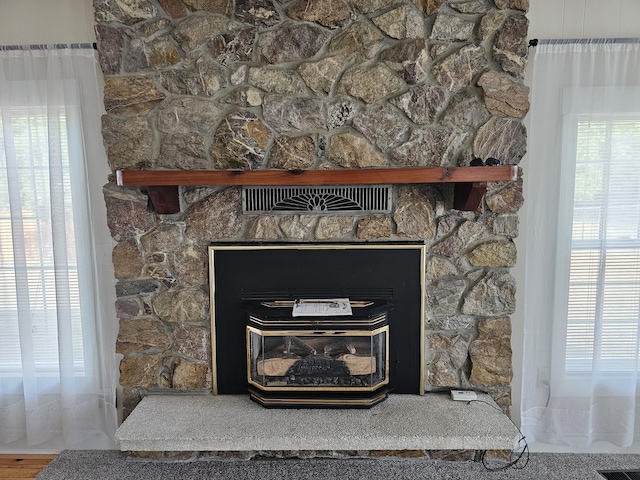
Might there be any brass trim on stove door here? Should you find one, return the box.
[246,325,390,392]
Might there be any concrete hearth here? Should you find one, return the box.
[115,393,520,454]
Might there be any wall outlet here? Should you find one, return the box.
[451,390,477,401]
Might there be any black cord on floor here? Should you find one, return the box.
[468,399,530,472]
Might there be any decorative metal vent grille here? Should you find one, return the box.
[242,185,392,214]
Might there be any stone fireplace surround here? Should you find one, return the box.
[97,0,528,455]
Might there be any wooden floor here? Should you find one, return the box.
[0,455,57,480]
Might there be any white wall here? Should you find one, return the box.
[0,0,95,45]
[512,0,640,453]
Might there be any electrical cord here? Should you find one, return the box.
[467,399,530,472]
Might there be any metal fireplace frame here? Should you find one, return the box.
[208,243,427,397]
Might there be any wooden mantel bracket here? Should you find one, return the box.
[116,166,518,215]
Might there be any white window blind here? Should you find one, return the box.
[0,106,86,375]
[564,115,640,374]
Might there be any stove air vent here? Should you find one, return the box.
[242,185,392,214]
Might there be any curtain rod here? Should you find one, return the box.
[529,38,640,47]
[0,43,97,51]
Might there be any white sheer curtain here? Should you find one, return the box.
[522,39,640,448]
[0,46,117,450]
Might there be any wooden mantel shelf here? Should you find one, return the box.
[115,166,518,214]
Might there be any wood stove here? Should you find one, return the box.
[208,243,426,407]
[245,300,392,407]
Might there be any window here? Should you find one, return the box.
[0,47,116,449]
[562,115,640,374]
[0,105,88,376]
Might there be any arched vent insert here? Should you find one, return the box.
[242,185,392,214]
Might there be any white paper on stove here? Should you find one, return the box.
[291,298,353,317]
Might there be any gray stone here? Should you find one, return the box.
[159,56,227,97]
[174,326,211,362]
[468,241,517,267]
[390,127,465,167]
[431,219,492,258]
[449,0,492,14]
[116,317,170,355]
[478,70,530,118]
[413,0,445,15]
[394,186,436,239]
[440,92,491,131]
[297,57,347,94]
[171,359,211,390]
[248,67,308,95]
[101,115,153,171]
[426,352,457,387]
[391,85,449,125]
[380,39,428,84]
[338,65,405,103]
[426,255,458,282]
[115,297,143,318]
[346,0,403,14]
[169,241,210,286]
[287,0,351,28]
[94,0,157,24]
[430,14,475,41]
[246,216,282,239]
[140,224,182,256]
[474,117,527,165]
[329,133,386,168]
[353,104,409,152]
[493,214,519,238]
[258,24,329,64]
[479,11,505,41]
[279,215,317,240]
[262,95,325,133]
[267,135,316,170]
[316,216,355,239]
[184,188,243,242]
[211,111,271,169]
[426,277,466,315]
[183,0,232,14]
[136,19,171,37]
[158,134,209,170]
[427,315,476,331]
[119,355,161,388]
[104,75,164,115]
[469,317,513,386]
[103,184,156,242]
[95,25,124,75]
[462,271,516,316]
[485,179,524,213]
[373,5,424,40]
[235,0,280,27]
[153,287,210,324]
[209,28,256,66]
[157,0,188,18]
[328,22,385,59]
[326,99,358,130]
[494,0,528,11]
[172,15,229,53]
[220,87,262,107]
[113,240,143,279]
[127,36,181,71]
[356,217,392,239]
[433,45,486,92]
[115,279,162,297]
[157,97,224,135]
[493,14,529,78]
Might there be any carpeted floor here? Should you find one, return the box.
[35,450,640,480]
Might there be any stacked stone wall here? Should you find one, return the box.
[94,0,529,418]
